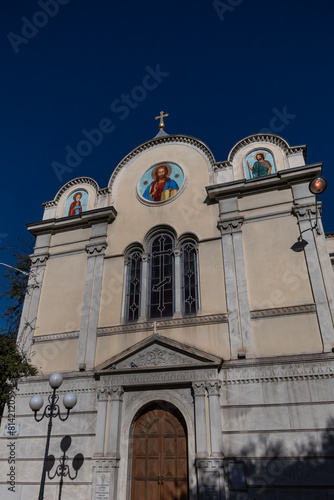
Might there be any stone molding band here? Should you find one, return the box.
[251,304,316,319]
[221,358,334,385]
[97,314,228,336]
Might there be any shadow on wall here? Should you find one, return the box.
[209,417,334,499]
[46,435,84,500]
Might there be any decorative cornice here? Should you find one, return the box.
[221,357,334,385]
[108,134,216,190]
[33,330,79,343]
[43,177,101,206]
[97,187,110,196]
[217,217,244,235]
[250,304,316,319]
[104,368,219,387]
[97,314,228,336]
[27,207,117,236]
[206,164,322,201]
[325,232,334,239]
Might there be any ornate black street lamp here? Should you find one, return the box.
[29,373,77,500]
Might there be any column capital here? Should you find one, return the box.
[192,382,206,396]
[217,217,244,235]
[141,252,150,263]
[30,253,49,267]
[292,202,318,221]
[110,387,124,401]
[85,242,108,256]
[173,246,182,258]
[206,381,221,396]
[97,387,109,402]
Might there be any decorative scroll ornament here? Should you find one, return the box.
[125,347,196,368]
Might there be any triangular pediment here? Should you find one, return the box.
[95,334,222,374]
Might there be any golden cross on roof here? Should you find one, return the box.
[155,110,169,130]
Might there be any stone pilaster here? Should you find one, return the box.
[17,233,51,353]
[105,387,124,500]
[206,381,223,456]
[77,222,108,370]
[192,382,208,457]
[106,387,124,457]
[218,216,254,359]
[293,204,334,351]
[94,388,109,456]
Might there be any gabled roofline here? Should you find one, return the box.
[94,333,223,375]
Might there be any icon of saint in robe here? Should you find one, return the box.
[142,163,179,202]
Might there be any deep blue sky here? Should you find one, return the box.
[0,0,333,275]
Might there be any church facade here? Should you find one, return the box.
[2,128,334,499]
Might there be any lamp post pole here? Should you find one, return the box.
[29,373,77,500]
[0,262,29,275]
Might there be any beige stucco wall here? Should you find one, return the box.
[106,143,218,254]
[35,252,87,335]
[198,239,226,314]
[243,216,314,310]
[31,338,79,373]
[48,227,90,254]
[239,188,293,216]
[99,256,124,327]
[252,314,322,357]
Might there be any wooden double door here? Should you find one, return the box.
[131,407,188,500]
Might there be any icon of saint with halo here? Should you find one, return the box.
[142,163,179,202]
[247,151,273,178]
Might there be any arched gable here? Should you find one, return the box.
[214,133,307,183]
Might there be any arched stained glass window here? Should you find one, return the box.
[149,234,174,319]
[126,251,142,322]
[182,242,199,315]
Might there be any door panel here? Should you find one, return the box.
[131,407,188,500]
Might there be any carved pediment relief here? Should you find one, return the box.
[95,334,222,374]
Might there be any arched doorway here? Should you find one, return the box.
[130,403,188,500]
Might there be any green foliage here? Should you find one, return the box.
[0,240,38,417]
[0,244,31,339]
[0,335,37,415]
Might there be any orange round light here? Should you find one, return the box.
[309,176,327,195]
